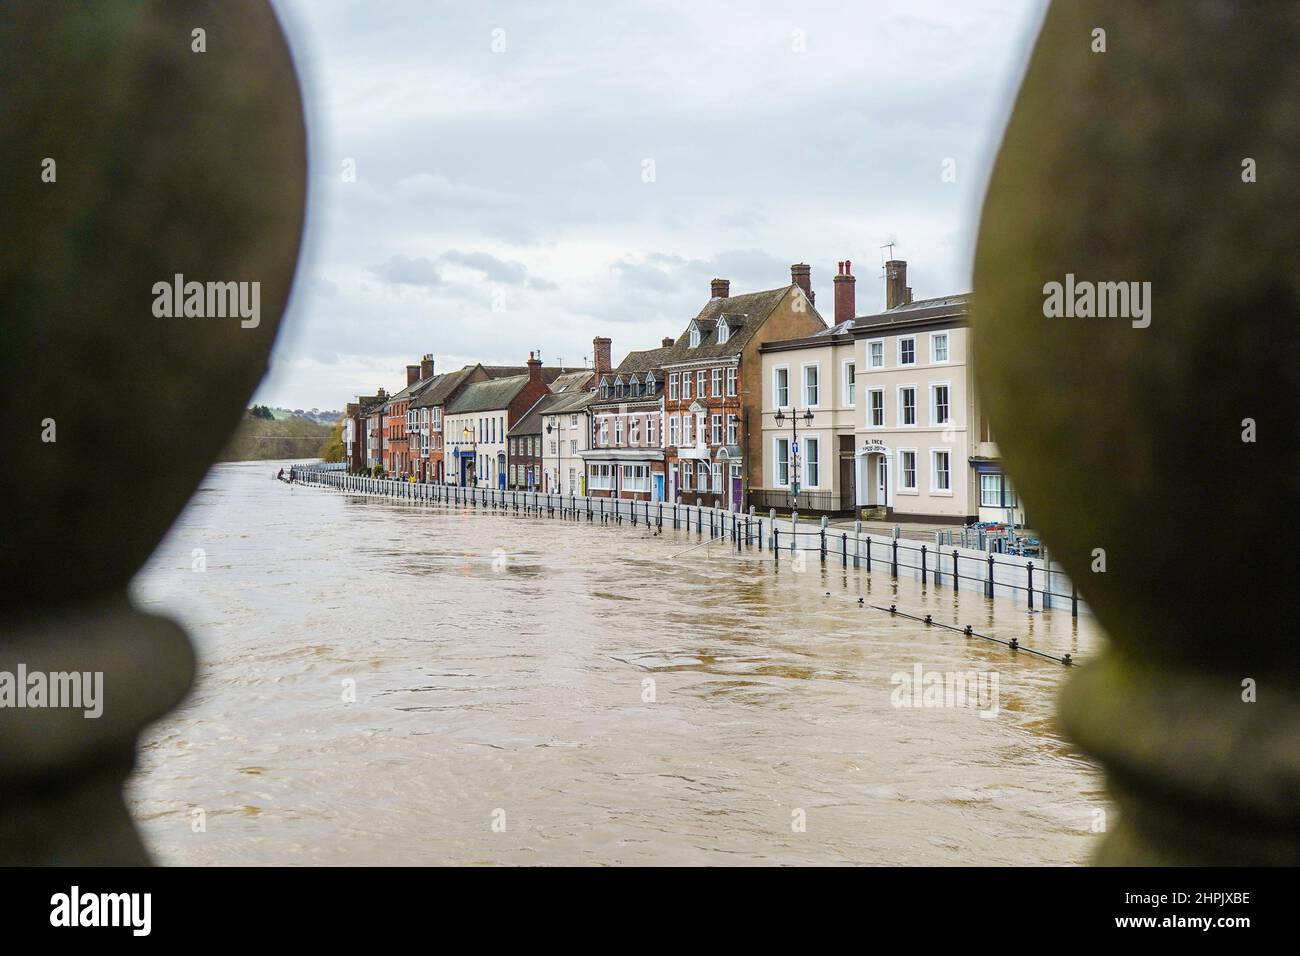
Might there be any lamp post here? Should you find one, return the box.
[774,406,814,512]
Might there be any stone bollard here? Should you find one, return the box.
[0,0,306,864]
[973,2,1300,864]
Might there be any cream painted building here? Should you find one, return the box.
[542,389,595,496]
[757,266,1024,525]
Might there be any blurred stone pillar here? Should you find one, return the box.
[0,1,306,863]
[974,2,1299,863]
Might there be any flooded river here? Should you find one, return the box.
[129,460,1107,865]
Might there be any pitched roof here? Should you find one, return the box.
[658,285,822,365]
[446,374,529,414]
[411,365,476,409]
[544,389,596,415]
[482,365,582,385]
[507,393,562,437]
[850,293,970,333]
[549,369,594,393]
[606,345,673,378]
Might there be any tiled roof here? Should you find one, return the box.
[446,374,529,414]
[549,370,594,393]
[658,286,822,365]
[411,365,475,409]
[507,393,562,437]
[544,389,596,415]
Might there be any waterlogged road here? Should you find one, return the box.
[129,460,1107,865]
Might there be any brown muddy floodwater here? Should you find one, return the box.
[128,460,1108,865]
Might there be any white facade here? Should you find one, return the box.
[444,407,509,488]
[543,402,592,496]
[759,306,1025,525]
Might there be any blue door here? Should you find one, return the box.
[653,474,664,502]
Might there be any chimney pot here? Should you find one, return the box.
[833,255,857,325]
[711,278,730,299]
[420,354,435,381]
[526,351,542,384]
[661,336,675,348]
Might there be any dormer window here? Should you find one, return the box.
[717,321,730,344]
[600,376,612,399]
[688,322,701,348]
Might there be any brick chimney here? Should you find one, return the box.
[406,364,420,386]
[592,336,612,379]
[527,351,542,384]
[661,336,675,348]
[833,260,856,325]
[791,263,814,305]
[420,354,435,380]
[885,259,912,309]
[711,278,730,299]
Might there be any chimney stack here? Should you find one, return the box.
[711,278,730,299]
[833,260,856,325]
[661,336,675,348]
[885,259,911,309]
[420,354,435,381]
[791,263,814,305]
[592,336,612,379]
[526,351,542,384]
[406,364,420,386]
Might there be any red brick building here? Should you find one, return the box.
[581,340,671,501]
[660,267,827,509]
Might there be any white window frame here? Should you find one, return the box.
[682,374,692,401]
[867,339,885,369]
[843,361,856,406]
[717,322,729,344]
[726,367,738,397]
[773,365,790,408]
[802,362,820,408]
[726,413,737,445]
[898,448,918,493]
[930,331,950,365]
[774,437,791,487]
[711,367,722,396]
[898,385,917,427]
[930,448,953,495]
[711,414,722,445]
[898,336,916,366]
[668,373,679,400]
[696,369,707,398]
[804,436,820,489]
[669,416,679,446]
[867,388,885,429]
[930,382,951,427]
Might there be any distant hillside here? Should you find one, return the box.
[219,414,336,462]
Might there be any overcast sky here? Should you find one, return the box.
[257,0,1047,411]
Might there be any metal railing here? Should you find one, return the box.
[288,464,1088,621]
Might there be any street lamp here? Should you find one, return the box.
[462,425,476,487]
[774,406,814,512]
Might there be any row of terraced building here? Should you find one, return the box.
[341,260,1024,525]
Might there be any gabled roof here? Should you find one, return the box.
[446,374,529,414]
[660,286,823,365]
[507,393,562,437]
[611,345,673,377]
[411,365,477,409]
